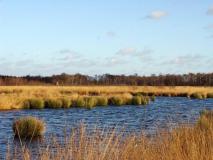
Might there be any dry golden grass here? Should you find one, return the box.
[0,86,213,109]
[7,110,213,160]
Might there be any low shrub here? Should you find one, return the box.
[13,116,45,139]
[96,97,108,106]
[45,99,63,109]
[24,99,45,109]
[61,98,71,108]
[131,96,142,105]
[109,97,124,106]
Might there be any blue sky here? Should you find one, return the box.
[0,0,212,76]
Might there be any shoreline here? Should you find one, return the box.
[0,86,213,110]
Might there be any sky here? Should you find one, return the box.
[0,0,213,76]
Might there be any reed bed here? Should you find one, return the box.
[7,110,213,160]
[0,86,213,109]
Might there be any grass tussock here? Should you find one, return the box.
[197,110,213,130]
[18,96,154,110]
[24,99,45,109]
[84,97,97,109]
[190,92,206,99]
[12,116,45,139]
[75,97,86,108]
[96,97,108,106]
[131,96,142,105]
[109,97,124,106]
[8,110,213,160]
[45,99,63,109]
[60,98,72,108]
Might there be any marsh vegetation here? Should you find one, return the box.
[8,110,213,160]
[12,116,45,139]
[0,86,213,110]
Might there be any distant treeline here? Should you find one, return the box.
[0,73,213,86]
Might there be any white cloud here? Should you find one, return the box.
[53,49,98,69]
[56,49,81,61]
[103,47,153,67]
[146,10,168,20]
[104,56,127,66]
[207,6,213,15]
[164,54,204,66]
[159,54,213,74]
[116,47,153,59]
[117,48,137,56]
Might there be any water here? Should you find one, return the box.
[0,97,213,157]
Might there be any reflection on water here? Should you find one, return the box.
[0,97,213,157]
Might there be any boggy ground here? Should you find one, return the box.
[0,86,213,109]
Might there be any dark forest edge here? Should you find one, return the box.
[0,72,213,86]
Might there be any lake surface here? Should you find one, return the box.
[0,97,213,157]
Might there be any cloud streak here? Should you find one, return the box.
[2,49,211,76]
[146,10,168,20]
[116,47,153,60]
[165,55,202,65]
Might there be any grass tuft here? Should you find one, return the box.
[96,97,108,106]
[24,99,45,109]
[12,116,45,139]
[85,97,97,109]
[109,97,124,106]
[190,93,204,99]
[45,99,63,109]
[75,97,86,108]
[197,110,213,130]
[61,98,72,108]
[131,96,142,105]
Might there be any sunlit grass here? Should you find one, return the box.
[12,116,45,139]
[0,86,213,109]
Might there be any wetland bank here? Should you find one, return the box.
[0,86,213,110]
